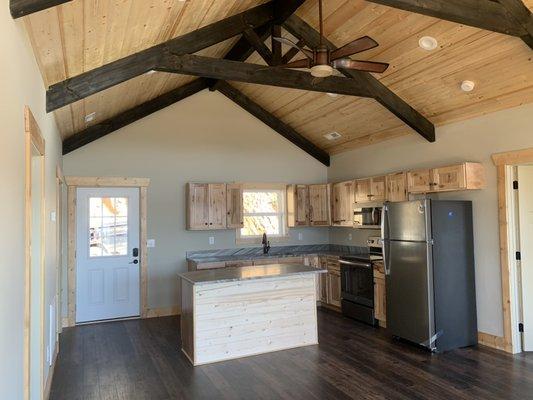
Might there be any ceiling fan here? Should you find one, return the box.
[274,0,389,77]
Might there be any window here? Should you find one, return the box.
[237,186,288,242]
[89,197,128,257]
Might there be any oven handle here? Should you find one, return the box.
[339,260,372,269]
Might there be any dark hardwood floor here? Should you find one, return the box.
[50,309,533,400]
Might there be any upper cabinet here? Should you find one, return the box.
[331,180,354,226]
[187,183,228,230]
[386,172,407,202]
[287,184,309,227]
[407,163,485,194]
[308,184,331,226]
[355,176,386,203]
[226,183,243,229]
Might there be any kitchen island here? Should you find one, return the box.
[178,264,326,366]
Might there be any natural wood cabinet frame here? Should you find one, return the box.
[65,177,150,327]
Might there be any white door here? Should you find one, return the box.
[518,166,533,351]
[76,187,140,323]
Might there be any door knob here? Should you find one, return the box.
[129,259,139,264]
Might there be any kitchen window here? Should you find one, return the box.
[236,185,288,243]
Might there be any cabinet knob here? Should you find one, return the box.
[209,222,213,225]
[204,222,208,225]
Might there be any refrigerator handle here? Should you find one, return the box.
[381,203,391,276]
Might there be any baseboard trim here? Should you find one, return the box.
[144,306,180,318]
[44,341,59,400]
[478,331,511,352]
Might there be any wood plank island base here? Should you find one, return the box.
[178,264,326,366]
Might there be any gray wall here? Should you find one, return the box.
[63,90,329,312]
[0,6,63,399]
[328,103,533,337]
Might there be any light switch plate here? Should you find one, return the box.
[50,211,56,222]
[298,232,303,241]
[348,233,352,241]
[209,236,215,245]
[147,239,155,248]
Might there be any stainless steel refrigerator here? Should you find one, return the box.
[382,199,477,352]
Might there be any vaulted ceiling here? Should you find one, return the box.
[21,0,533,160]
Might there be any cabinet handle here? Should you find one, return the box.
[367,194,374,197]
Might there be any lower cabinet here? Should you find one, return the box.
[373,261,386,326]
[326,271,341,308]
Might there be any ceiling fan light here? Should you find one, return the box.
[310,64,334,78]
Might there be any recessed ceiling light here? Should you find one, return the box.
[324,131,342,141]
[418,36,438,51]
[460,80,475,92]
[84,112,96,123]
[327,92,339,98]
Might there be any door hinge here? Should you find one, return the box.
[513,180,519,190]
[516,251,521,261]
[519,323,524,333]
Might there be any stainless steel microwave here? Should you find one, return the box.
[353,202,382,229]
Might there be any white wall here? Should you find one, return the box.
[63,90,329,313]
[0,6,63,400]
[328,103,533,337]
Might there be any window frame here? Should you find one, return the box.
[236,183,289,244]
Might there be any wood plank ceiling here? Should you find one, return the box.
[24,0,533,155]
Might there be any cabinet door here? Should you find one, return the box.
[319,273,328,303]
[327,271,341,308]
[370,176,386,202]
[386,172,407,202]
[187,183,210,230]
[226,183,243,229]
[295,185,309,226]
[432,164,466,191]
[407,169,432,193]
[208,184,227,229]
[332,181,354,226]
[309,184,330,226]
[355,178,371,203]
[374,276,386,323]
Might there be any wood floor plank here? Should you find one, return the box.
[50,309,533,400]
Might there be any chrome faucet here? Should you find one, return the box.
[262,232,271,254]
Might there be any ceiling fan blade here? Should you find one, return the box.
[273,37,314,59]
[333,59,389,73]
[330,36,379,61]
[278,58,311,69]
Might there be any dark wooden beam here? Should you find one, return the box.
[497,0,533,49]
[282,39,305,64]
[242,28,273,65]
[62,79,207,155]
[214,81,330,166]
[156,53,372,98]
[283,15,435,143]
[365,0,531,45]
[10,0,71,18]
[271,25,282,65]
[46,2,274,112]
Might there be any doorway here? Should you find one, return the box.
[516,166,533,352]
[76,187,140,323]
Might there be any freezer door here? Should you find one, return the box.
[386,240,435,348]
[384,200,430,242]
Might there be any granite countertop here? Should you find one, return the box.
[186,244,367,264]
[178,264,327,285]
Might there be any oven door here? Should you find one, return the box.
[340,259,374,307]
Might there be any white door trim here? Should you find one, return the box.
[65,177,149,327]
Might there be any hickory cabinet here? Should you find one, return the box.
[386,172,408,202]
[287,184,309,227]
[407,162,485,194]
[308,184,331,226]
[187,183,243,230]
[331,180,355,227]
[355,176,386,203]
[326,257,341,308]
[373,261,386,327]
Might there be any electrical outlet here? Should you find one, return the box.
[147,239,155,248]
[209,236,215,245]
[298,232,303,241]
[50,211,56,222]
[348,233,352,241]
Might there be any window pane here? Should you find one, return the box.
[243,191,279,214]
[241,215,280,236]
[89,197,128,257]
